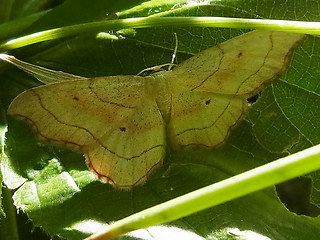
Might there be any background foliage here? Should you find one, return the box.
[0,0,320,239]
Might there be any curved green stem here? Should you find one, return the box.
[0,10,50,42]
[85,144,320,240]
[0,17,319,51]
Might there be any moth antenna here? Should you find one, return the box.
[168,32,178,71]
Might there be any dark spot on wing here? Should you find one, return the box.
[73,96,79,101]
[120,127,126,132]
[247,93,260,104]
[205,99,211,105]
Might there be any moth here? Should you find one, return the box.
[5,30,304,189]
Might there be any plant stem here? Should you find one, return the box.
[0,10,50,42]
[85,144,320,240]
[0,17,319,51]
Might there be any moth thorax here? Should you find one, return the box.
[147,75,172,123]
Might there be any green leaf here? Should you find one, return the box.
[0,119,6,217]
[1,0,320,240]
